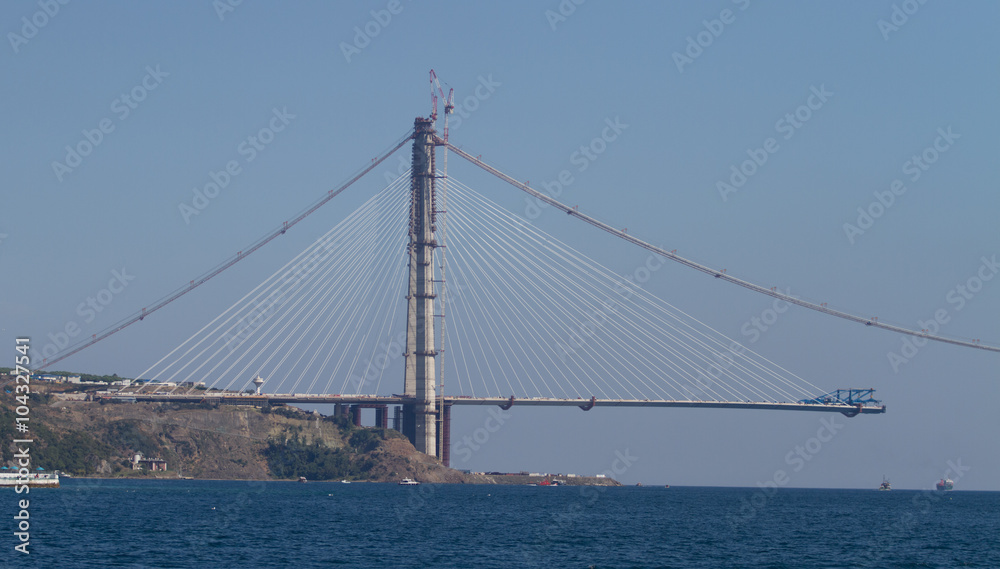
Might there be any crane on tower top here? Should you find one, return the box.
[427,69,454,414]
[429,69,454,142]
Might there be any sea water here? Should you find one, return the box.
[2,479,997,568]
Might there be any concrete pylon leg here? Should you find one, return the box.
[402,117,438,457]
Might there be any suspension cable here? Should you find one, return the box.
[35,130,415,371]
[446,141,999,354]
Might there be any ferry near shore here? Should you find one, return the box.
[0,469,60,488]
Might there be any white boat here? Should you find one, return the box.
[340,480,351,484]
[398,478,419,485]
[0,470,60,488]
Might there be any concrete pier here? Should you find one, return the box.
[401,117,438,457]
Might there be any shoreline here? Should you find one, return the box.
[62,474,622,486]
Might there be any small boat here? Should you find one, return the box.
[340,480,351,484]
[0,469,59,488]
[399,478,419,485]
[298,476,307,483]
[879,476,892,491]
[936,478,954,491]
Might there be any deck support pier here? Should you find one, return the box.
[435,402,451,467]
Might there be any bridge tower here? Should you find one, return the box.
[401,117,438,456]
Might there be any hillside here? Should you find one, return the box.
[0,386,462,482]
[0,385,618,485]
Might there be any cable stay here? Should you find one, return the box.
[34,129,415,371]
[138,173,413,396]
[137,170,870,414]
[445,141,999,355]
[439,175,878,412]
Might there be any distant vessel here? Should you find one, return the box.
[0,470,59,488]
[340,480,351,484]
[399,478,419,485]
[879,476,892,491]
[936,478,954,491]
[298,476,307,483]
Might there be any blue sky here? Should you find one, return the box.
[2,1,998,489]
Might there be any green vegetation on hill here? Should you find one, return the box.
[0,397,113,474]
[263,435,372,480]
[0,384,415,480]
[263,414,405,480]
[105,419,167,459]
